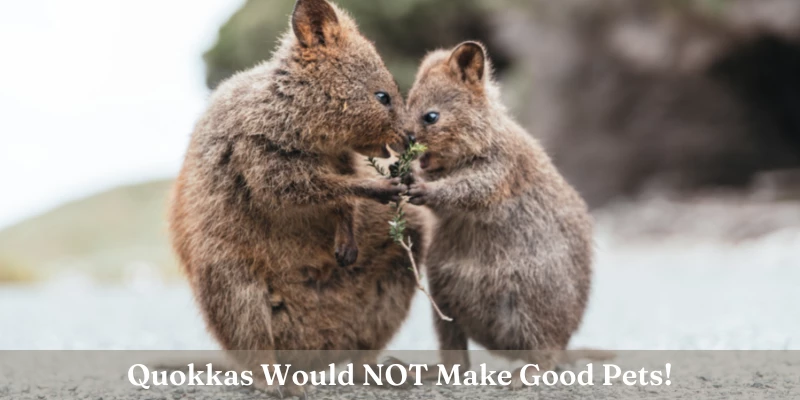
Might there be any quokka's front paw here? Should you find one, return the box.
[407,183,432,206]
[365,178,405,204]
[399,172,418,186]
[335,242,358,267]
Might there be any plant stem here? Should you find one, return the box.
[398,237,453,322]
[367,143,452,322]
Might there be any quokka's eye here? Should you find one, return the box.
[423,111,440,125]
[375,92,391,106]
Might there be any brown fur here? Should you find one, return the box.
[406,42,594,372]
[169,0,424,394]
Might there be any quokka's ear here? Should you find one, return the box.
[292,0,340,47]
[448,41,487,89]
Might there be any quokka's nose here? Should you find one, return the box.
[405,131,417,145]
[390,131,411,153]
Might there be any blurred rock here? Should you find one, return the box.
[497,0,800,207]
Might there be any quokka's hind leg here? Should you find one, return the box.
[557,348,616,365]
[194,259,291,397]
[353,351,413,389]
[508,349,615,390]
[352,350,382,385]
[425,303,470,382]
[509,350,559,390]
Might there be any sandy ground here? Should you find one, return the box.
[1,201,799,398]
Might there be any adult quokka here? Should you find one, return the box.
[405,41,601,385]
[169,0,424,395]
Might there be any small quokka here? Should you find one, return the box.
[405,41,600,383]
[169,0,424,395]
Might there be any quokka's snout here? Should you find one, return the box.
[389,130,413,153]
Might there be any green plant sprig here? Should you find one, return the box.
[366,157,388,178]
[366,142,453,322]
[368,142,427,243]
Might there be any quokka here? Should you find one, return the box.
[169,0,425,395]
[405,41,604,384]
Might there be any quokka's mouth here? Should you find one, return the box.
[419,153,432,170]
[419,152,446,174]
[379,145,391,159]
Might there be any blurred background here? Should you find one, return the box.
[1,0,798,350]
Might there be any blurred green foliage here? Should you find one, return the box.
[203,0,513,92]
[0,180,180,283]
